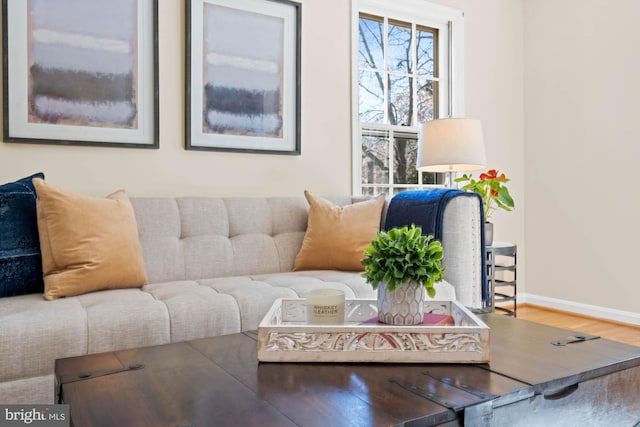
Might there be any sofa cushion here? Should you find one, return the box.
[293,191,385,272]
[33,179,148,300]
[0,173,45,297]
[0,294,87,383]
[143,281,242,342]
[210,271,375,331]
[202,276,300,331]
[202,271,455,331]
[76,289,170,353]
[0,289,171,384]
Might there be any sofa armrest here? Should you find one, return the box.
[379,193,484,309]
[439,195,484,308]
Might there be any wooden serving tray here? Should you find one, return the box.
[257,299,490,363]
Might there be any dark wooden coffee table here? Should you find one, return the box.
[55,314,640,426]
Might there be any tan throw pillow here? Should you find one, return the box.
[33,178,148,300]
[293,191,385,272]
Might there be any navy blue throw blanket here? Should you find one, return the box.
[384,189,489,307]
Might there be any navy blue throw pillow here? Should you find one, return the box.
[0,172,45,297]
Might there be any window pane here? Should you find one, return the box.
[393,137,418,184]
[417,79,436,123]
[388,20,412,73]
[359,16,384,70]
[416,26,436,77]
[421,171,444,185]
[388,75,413,126]
[359,71,384,123]
[362,135,389,184]
[361,187,375,196]
[361,133,389,184]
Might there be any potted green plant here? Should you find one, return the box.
[455,169,514,246]
[361,224,445,325]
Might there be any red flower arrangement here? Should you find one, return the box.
[455,169,515,221]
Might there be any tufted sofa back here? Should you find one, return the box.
[129,196,371,284]
[129,194,483,308]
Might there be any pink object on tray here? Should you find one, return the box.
[361,313,455,326]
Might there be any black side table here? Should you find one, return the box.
[486,242,517,316]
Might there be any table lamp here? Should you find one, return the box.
[416,118,487,187]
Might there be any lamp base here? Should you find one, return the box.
[444,171,458,188]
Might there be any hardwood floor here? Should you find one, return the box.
[514,304,640,347]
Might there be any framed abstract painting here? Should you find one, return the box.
[2,0,159,148]
[186,0,301,155]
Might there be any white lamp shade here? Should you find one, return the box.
[417,118,487,172]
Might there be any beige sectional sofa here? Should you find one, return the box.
[0,193,483,404]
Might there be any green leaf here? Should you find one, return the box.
[497,186,515,209]
[361,224,445,296]
[426,286,436,298]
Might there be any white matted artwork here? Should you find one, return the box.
[186,0,301,154]
[2,0,158,148]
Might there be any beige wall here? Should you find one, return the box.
[0,0,354,197]
[524,0,640,314]
[1,2,527,295]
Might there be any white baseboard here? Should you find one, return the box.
[519,293,640,327]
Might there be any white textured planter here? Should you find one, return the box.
[377,281,425,325]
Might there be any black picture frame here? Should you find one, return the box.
[2,0,159,149]
[185,0,301,155]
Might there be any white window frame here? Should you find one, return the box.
[351,0,465,195]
